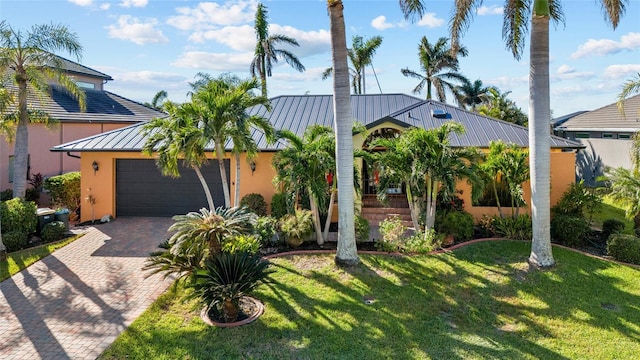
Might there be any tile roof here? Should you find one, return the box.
[556,93,640,132]
[51,94,584,153]
[55,56,113,80]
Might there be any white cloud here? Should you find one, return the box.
[477,5,503,15]
[269,25,330,57]
[106,15,169,45]
[172,51,254,71]
[68,0,92,6]
[189,25,255,50]
[571,32,640,59]
[100,3,111,10]
[602,64,640,79]
[371,16,395,30]
[417,13,444,28]
[557,64,574,74]
[167,0,257,31]
[120,0,148,8]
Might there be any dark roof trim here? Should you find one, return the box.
[365,116,411,130]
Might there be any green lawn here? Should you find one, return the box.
[101,241,640,360]
[589,195,635,233]
[0,235,82,281]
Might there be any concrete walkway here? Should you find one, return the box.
[0,217,175,360]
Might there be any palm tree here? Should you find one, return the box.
[272,125,336,245]
[458,79,493,110]
[189,75,271,208]
[142,102,217,211]
[0,21,86,199]
[144,90,168,111]
[604,167,640,229]
[322,35,383,94]
[476,87,528,126]
[327,0,426,267]
[450,0,627,268]
[400,36,469,102]
[617,73,640,116]
[250,3,305,97]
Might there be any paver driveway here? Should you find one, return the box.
[0,217,175,360]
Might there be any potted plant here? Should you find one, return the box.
[187,251,271,326]
[279,209,313,247]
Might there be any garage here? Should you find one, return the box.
[115,159,229,217]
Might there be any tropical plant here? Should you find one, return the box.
[400,36,469,103]
[494,214,533,241]
[187,251,271,323]
[253,215,280,246]
[476,87,528,126]
[377,215,407,253]
[449,0,627,267]
[327,0,426,267]
[617,73,640,117]
[250,3,305,97]
[480,141,530,219]
[0,21,86,199]
[435,211,474,242]
[373,122,483,236]
[169,207,257,260]
[269,192,288,219]
[41,221,66,243]
[354,214,370,242]
[279,209,313,247]
[240,193,268,216]
[602,166,640,232]
[0,197,37,235]
[144,90,168,111]
[221,235,261,255]
[457,78,494,111]
[601,218,626,240]
[322,35,383,94]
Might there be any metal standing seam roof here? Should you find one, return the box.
[557,93,640,132]
[51,94,584,153]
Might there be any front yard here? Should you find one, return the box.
[101,241,640,359]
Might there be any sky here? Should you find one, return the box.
[1,0,640,118]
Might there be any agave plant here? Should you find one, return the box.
[188,251,272,323]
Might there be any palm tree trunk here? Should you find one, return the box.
[260,53,268,97]
[308,190,324,245]
[528,7,555,267]
[493,183,504,218]
[13,76,29,199]
[362,68,366,95]
[323,188,336,242]
[329,0,359,267]
[426,79,432,100]
[0,216,6,261]
[425,179,439,230]
[193,166,215,210]
[405,185,420,229]
[215,142,231,208]
[234,153,241,207]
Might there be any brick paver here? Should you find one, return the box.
[0,217,175,360]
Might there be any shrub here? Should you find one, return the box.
[377,216,407,252]
[477,215,497,238]
[435,211,474,242]
[355,215,370,242]
[270,193,288,219]
[0,198,37,234]
[551,214,590,246]
[41,221,66,243]
[280,209,313,246]
[404,229,443,254]
[602,218,626,240]
[240,193,267,216]
[254,216,280,246]
[0,188,12,201]
[607,233,640,265]
[552,180,600,217]
[44,172,81,213]
[222,235,261,255]
[25,188,40,203]
[2,231,29,252]
[494,214,532,241]
[187,251,272,323]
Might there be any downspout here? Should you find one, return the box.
[66,152,81,159]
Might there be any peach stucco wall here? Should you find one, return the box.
[0,122,132,191]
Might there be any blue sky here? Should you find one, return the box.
[2,0,640,117]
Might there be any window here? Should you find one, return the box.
[619,134,631,140]
[602,133,613,139]
[76,81,95,89]
[575,133,590,139]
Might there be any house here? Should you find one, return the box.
[554,94,640,185]
[51,94,584,224]
[0,57,166,193]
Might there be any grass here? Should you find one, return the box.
[100,241,640,359]
[589,195,634,234]
[0,234,82,281]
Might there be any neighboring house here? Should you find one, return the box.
[554,94,640,186]
[0,57,166,192]
[51,94,583,224]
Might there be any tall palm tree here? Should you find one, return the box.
[189,76,270,208]
[322,35,384,94]
[250,3,305,97]
[450,0,627,267]
[401,36,469,102]
[458,79,493,110]
[0,21,86,199]
[476,87,528,126]
[142,102,217,211]
[144,90,168,111]
[617,73,640,116]
[327,0,426,267]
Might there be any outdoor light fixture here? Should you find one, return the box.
[250,161,256,175]
[92,161,99,175]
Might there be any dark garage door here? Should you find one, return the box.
[116,159,229,216]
